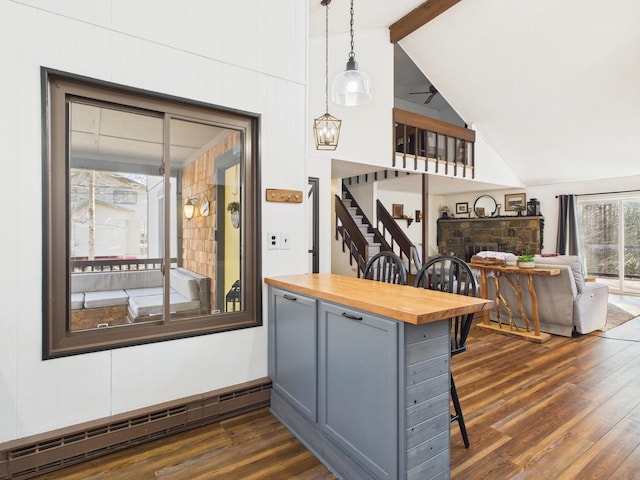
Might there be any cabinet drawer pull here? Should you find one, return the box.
[341,312,363,321]
[283,294,297,301]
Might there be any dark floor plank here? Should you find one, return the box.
[38,317,640,480]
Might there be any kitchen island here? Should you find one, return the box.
[265,274,493,480]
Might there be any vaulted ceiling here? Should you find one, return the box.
[310,0,640,188]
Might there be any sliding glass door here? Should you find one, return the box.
[578,195,640,295]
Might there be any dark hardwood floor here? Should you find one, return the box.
[39,316,640,479]
[37,408,337,480]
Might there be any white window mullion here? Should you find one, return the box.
[619,199,625,293]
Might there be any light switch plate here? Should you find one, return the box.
[281,232,290,249]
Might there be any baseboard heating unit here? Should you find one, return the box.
[0,377,271,479]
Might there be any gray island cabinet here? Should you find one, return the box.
[266,274,493,480]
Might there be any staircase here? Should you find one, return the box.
[346,205,381,259]
[335,183,391,277]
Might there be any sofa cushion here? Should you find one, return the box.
[176,268,211,314]
[125,287,165,297]
[170,269,199,301]
[84,289,129,308]
[72,270,163,293]
[535,255,586,293]
[71,292,85,310]
[128,293,200,319]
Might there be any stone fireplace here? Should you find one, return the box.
[437,216,544,260]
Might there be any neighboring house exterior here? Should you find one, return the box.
[71,171,150,260]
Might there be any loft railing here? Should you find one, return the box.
[393,108,476,178]
[376,200,418,274]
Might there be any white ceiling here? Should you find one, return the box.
[311,0,640,190]
[401,0,640,187]
[70,103,228,169]
[308,0,422,37]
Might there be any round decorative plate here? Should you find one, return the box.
[200,199,210,217]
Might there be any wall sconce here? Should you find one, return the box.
[183,198,197,220]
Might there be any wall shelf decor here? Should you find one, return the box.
[505,193,526,212]
[392,203,404,218]
[456,202,469,215]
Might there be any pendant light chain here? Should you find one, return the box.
[314,0,341,150]
[330,0,371,106]
[324,1,329,113]
[349,0,355,60]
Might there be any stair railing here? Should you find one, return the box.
[376,200,418,274]
[335,195,369,277]
[341,183,391,251]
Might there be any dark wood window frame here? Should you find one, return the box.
[42,68,261,359]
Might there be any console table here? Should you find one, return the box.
[265,274,493,480]
[469,264,560,343]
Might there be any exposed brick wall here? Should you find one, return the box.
[182,132,240,311]
[437,216,544,260]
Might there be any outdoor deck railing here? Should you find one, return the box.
[71,257,178,272]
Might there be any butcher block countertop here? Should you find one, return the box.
[265,273,493,325]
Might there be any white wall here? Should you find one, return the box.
[376,175,423,247]
[0,0,308,442]
[309,27,394,171]
[310,26,397,276]
[345,180,375,224]
[471,129,525,188]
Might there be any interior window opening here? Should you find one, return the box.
[44,70,259,357]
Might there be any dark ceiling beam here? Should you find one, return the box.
[389,0,462,44]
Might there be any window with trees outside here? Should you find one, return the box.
[578,194,640,295]
[43,69,260,358]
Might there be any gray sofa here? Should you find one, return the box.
[482,254,609,337]
[71,268,210,321]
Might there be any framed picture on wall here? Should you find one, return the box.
[455,202,468,214]
[392,204,404,218]
[505,193,526,212]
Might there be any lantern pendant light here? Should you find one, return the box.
[314,0,341,150]
[331,0,371,106]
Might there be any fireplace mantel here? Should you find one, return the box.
[437,216,544,260]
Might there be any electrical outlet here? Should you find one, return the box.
[281,232,291,249]
[267,232,280,250]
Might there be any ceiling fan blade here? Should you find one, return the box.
[424,93,435,104]
[410,91,429,95]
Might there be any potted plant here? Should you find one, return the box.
[227,201,240,229]
[517,250,535,268]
